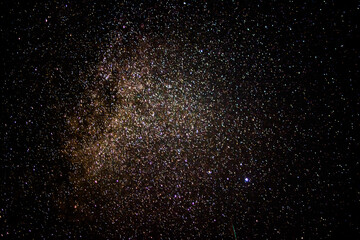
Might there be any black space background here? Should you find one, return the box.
[1,0,359,239]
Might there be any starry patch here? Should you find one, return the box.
[2,1,359,239]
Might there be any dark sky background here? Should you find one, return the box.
[1,0,359,239]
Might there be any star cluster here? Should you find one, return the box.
[2,1,359,239]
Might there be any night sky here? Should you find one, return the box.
[1,0,359,239]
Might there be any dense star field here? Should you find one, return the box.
[1,0,359,239]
